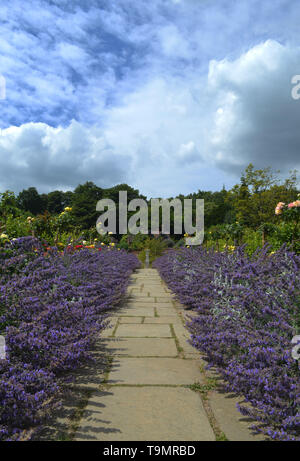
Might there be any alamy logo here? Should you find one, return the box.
[96,192,204,245]
[291,335,300,360]
[0,336,6,360]
[0,75,6,100]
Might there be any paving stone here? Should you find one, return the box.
[102,338,178,357]
[209,391,267,441]
[141,285,164,289]
[115,324,172,338]
[75,387,215,441]
[118,317,144,324]
[107,358,204,385]
[143,316,182,324]
[155,302,174,308]
[172,324,198,354]
[133,280,161,284]
[132,275,161,279]
[184,352,203,359]
[101,319,118,338]
[129,296,156,303]
[126,301,157,308]
[144,291,168,297]
[118,307,155,317]
[156,307,178,316]
[151,290,173,303]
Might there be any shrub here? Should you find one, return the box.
[154,245,300,441]
[0,237,140,440]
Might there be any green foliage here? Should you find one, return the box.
[17,187,46,215]
[0,164,299,255]
[138,236,168,265]
[46,190,65,214]
[71,181,103,230]
[124,233,148,251]
[227,165,298,228]
[146,236,168,257]
[4,214,32,238]
[0,191,22,224]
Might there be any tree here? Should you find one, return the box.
[46,190,65,214]
[17,187,46,215]
[102,184,147,235]
[72,182,103,229]
[0,191,19,218]
[228,165,299,228]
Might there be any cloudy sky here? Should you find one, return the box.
[0,0,300,197]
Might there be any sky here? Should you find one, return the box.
[0,0,300,198]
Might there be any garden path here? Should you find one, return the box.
[72,268,265,441]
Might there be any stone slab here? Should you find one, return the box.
[172,324,196,354]
[129,296,156,303]
[119,307,155,317]
[102,338,178,357]
[126,302,157,309]
[115,324,172,338]
[101,319,118,338]
[143,280,165,288]
[107,358,204,385]
[156,307,178,316]
[144,316,182,324]
[155,296,174,301]
[209,391,267,441]
[118,317,144,324]
[75,387,215,441]
[155,302,174,308]
[144,291,169,297]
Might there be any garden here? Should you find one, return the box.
[0,165,299,441]
[0,237,139,440]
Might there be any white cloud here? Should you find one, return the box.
[158,24,191,59]
[206,40,300,174]
[177,141,201,163]
[0,121,131,192]
[0,1,300,196]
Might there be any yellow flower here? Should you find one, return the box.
[0,233,8,239]
[108,231,113,235]
[110,242,115,246]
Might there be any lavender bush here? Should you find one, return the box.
[154,245,300,441]
[0,237,139,440]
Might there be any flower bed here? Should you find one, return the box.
[153,246,300,441]
[0,237,140,440]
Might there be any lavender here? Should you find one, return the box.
[0,237,140,440]
[154,246,300,441]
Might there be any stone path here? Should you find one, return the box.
[70,268,265,441]
[56,269,262,441]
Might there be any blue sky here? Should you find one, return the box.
[0,0,300,197]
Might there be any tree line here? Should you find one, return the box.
[0,164,298,236]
